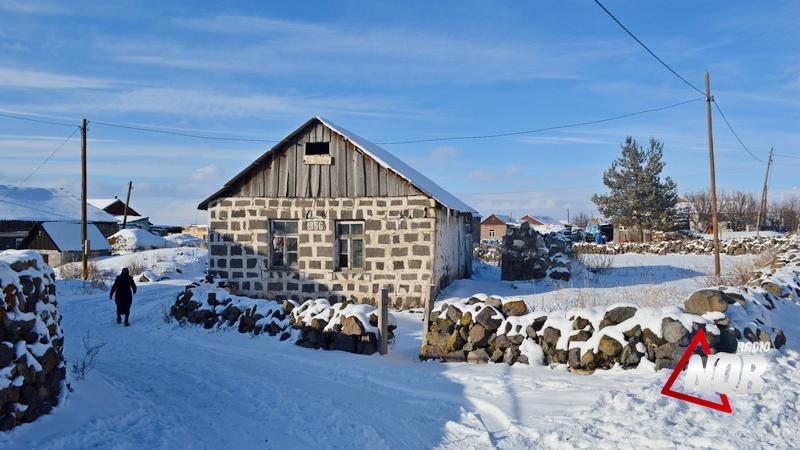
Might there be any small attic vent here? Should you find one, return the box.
[303,142,332,165]
[305,142,330,155]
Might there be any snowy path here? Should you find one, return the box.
[3,262,800,448]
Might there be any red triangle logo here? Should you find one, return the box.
[660,331,732,413]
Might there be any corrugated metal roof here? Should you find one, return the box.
[41,222,112,251]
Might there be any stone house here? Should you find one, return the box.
[198,117,477,309]
[480,214,517,241]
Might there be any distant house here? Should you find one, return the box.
[17,222,112,266]
[198,117,477,308]
[182,224,208,240]
[480,214,517,241]
[88,198,151,231]
[0,185,118,252]
[480,214,563,241]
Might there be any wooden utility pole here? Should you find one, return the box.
[756,148,774,237]
[122,181,133,229]
[705,71,721,276]
[81,119,88,281]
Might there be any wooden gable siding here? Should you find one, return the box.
[18,224,59,251]
[229,123,422,199]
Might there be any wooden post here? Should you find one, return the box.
[756,148,774,237]
[705,72,721,277]
[122,181,133,229]
[379,288,389,355]
[81,119,88,281]
[421,284,436,350]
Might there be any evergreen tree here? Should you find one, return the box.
[591,136,678,238]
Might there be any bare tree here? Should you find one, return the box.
[768,197,800,232]
[571,211,591,228]
[720,190,759,231]
[683,190,713,233]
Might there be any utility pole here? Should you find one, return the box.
[567,208,570,225]
[706,71,721,277]
[756,148,774,237]
[81,119,88,281]
[122,181,133,229]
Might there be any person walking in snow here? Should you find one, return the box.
[110,268,137,326]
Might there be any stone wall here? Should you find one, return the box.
[421,238,800,372]
[500,223,571,281]
[573,235,790,256]
[207,195,470,309]
[170,282,396,356]
[0,250,66,431]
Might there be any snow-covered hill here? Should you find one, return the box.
[2,248,800,448]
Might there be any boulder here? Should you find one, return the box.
[603,306,637,325]
[502,300,527,317]
[475,307,503,331]
[661,318,690,346]
[685,289,728,315]
[598,335,623,357]
[341,316,365,336]
[467,349,490,364]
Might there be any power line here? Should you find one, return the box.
[377,98,704,145]
[711,100,767,163]
[0,127,80,202]
[90,121,279,143]
[593,0,705,96]
[0,111,79,128]
[774,154,800,159]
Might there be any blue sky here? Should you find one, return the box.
[1,1,798,225]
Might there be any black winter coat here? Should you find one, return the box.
[110,274,137,308]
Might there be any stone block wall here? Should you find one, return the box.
[170,283,396,355]
[0,250,66,431]
[207,195,466,309]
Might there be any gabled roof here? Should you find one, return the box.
[481,214,516,225]
[39,222,112,251]
[0,186,118,223]
[87,198,119,210]
[199,117,476,214]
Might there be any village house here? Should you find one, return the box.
[198,117,478,309]
[0,185,118,253]
[88,197,152,231]
[16,222,112,266]
[480,214,562,241]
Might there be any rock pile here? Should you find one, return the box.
[501,223,571,281]
[573,235,790,256]
[0,251,66,431]
[171,283,396,355]
[421,237,800,372]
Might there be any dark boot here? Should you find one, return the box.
[124,315,130,326]
[117,315,121,324]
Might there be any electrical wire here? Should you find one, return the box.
[0,111,78,128]
[0,127,80,202]
[90,121,279,143]
[711,100,767,163]
[774,154,800,159]
[593,0,705,96]
[376,98,704,145]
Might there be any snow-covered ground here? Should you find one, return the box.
[3,248,800,449]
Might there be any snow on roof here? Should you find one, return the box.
[317,117,476,213]
[40,222,112,251]
[87,198,120,210]
[0,186,117,223]
[530,216,561,225]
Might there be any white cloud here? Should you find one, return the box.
[190,165,225,183]
[0,68,116,89]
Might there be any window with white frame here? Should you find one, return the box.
[336,222,363,269]
[271,220,299,267]
[489,229,495,238]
